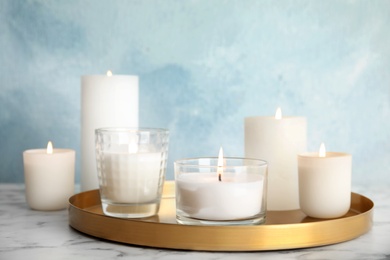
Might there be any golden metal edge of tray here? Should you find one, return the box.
[68,181,374,251]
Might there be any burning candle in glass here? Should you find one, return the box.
[175,147,268,226]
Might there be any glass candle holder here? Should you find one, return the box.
[95,127,169,218]
[174,157,268,226]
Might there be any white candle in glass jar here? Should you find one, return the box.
[245,108,306,210]
[23,141,75,211]
[81,71,139,191]
[176,173,264,220]
[298,143,352,219]
[176,148,266,221]
[99,152,162,203]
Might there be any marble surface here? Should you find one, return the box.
[0,183,389,260]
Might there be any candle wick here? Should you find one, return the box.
[218,173,222,182]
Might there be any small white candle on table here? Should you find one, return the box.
[245,107,307,210]
[298,143,352,218]
[175,148,267,225]
[23,141,75,211]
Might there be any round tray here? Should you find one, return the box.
[68,181,373,251]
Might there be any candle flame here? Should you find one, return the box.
[106,70,113,77]
[217,147,223,181]
[275,107,282,120]
[47,141,53,154]
[128,142,138,153]
[319,142,326,157]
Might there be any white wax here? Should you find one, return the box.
[176,173,264,221]
[298,152,352,219]
[245,116,307,210]
[23,149,75,211]
[99,152,162,203]
[81,74,138,191]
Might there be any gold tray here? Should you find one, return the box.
[68,181,373,251]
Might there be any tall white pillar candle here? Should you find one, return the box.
[23,142,75,211]
[81,72,138,191]
[298,144,352,218]
[245,108,306,210]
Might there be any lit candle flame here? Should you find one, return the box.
[275,107,282,120]
[217,147,224,182]
[47,141,53,154]
[106,70,113,77]
[319,142,326,157]
[128,142,138,153]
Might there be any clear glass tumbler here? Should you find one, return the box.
[95,128,169,218]
[175,157,268,225]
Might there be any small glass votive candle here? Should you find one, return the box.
[95,127,169,218]
[298,143,352,219]
[23,141,75,211]
[174,156,268,225]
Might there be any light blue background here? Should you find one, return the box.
[1,0,389,187]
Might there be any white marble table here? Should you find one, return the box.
[1,183,389,260]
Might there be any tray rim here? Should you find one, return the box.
[68,181,374,251]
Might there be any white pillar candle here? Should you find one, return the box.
[100,152,162,204]
[23,141,75,211]
[81,71,138,191]
[298,143,352,219]
[245,108,307,210]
